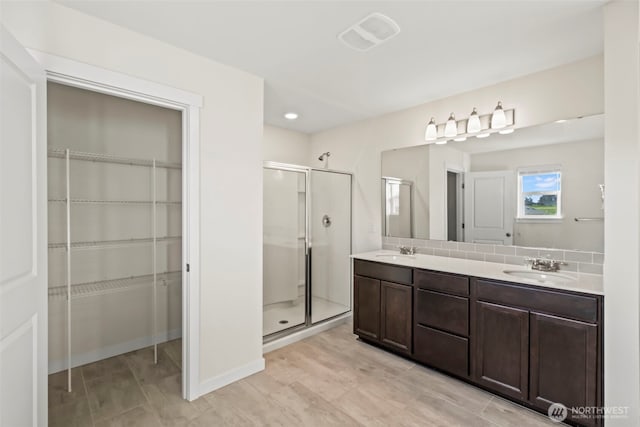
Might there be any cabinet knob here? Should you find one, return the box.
[506,233,512,237]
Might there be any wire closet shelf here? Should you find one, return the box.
[48,148,182,392]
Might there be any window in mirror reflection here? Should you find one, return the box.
[383,177,413,238]
[517,168,562,219]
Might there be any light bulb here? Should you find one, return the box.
[491,101,506,129]
[476,132,490,139]
[499,128,514,135]
[284,112,299,120]
[435,139,448,145]
[444,113,457,138]
[454,136,467,142]
[425,117,437,141]
[467,108,481,133]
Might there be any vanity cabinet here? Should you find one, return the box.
[352,258,603,427]
[353,260,413,354]
[413,270,470,378]
[472,278,601,426]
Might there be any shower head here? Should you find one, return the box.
[318,152,331,161]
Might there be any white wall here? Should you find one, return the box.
[263,124,311,166]
[470,138,604,251]
[310,56,604,253]
[603,1,640,425]
[0,1,265,394]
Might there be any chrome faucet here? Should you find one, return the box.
[399,245,416,255]
[525,257,567,272]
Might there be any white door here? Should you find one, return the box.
[464,171,514,245]
[0,27,48,427]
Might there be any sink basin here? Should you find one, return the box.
[375,253,416,260]
[503,269,576,285]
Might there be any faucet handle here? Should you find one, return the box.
[523,257,535,267]
[398,245,416,255]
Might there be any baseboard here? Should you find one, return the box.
[263,312,352,354]
[48,328,182,374]
[198,358,265,397]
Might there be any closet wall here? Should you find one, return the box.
[47,82,182,373]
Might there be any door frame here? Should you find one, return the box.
[444,164,465,242]
[28,50,203,401]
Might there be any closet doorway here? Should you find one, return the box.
[36,50,202,408]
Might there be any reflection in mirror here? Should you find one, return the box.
[381,145,430,239]
[381,177,413,238]
[381,114,604,252]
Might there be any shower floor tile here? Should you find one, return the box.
[263,297,349,336]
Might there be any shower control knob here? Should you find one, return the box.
[322,214,332,228]
[506,232,512,237]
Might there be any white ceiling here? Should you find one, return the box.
[58,1,605,134]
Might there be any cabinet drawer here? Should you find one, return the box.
[415,269,469,296]
[475,279,599,323]
[415,289,469,336]
[414,325,469,378]
[354,259,413,285]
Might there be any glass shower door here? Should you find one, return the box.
[263,167,307,336]
[310,170,352,324]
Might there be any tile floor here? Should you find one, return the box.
[49,323,557,426]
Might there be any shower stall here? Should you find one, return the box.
[263,162,352,338]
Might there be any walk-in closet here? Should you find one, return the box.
[47,82,183,390]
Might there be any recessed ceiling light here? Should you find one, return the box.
[454,136,467,142]
[284,112,299,120]
[499,128,514,135]
[555,119,567,123]
[476,132,491,139]
[435,140,448,145]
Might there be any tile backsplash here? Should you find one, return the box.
[382,237,604,275]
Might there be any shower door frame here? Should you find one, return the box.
[263,162,353,342]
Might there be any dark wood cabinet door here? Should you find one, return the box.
[353,275,381,341]
[474,301,529,401]
[380,281,412,354]
[530,312,598,426]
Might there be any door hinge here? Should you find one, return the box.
[186,263,190,272]
[461,183,465,189]
[462,223,465,229]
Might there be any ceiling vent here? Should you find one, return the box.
[338,13,400,52]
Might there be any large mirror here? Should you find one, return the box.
[381,114,604,252]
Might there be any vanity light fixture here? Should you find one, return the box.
[284,112,299,120]
[467,108,481,133]
[423,102,514,144]
[491,101,506,129]
[425,117,438,140]
[444,113,457,138]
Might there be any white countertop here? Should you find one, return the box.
[351,250,604,296]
